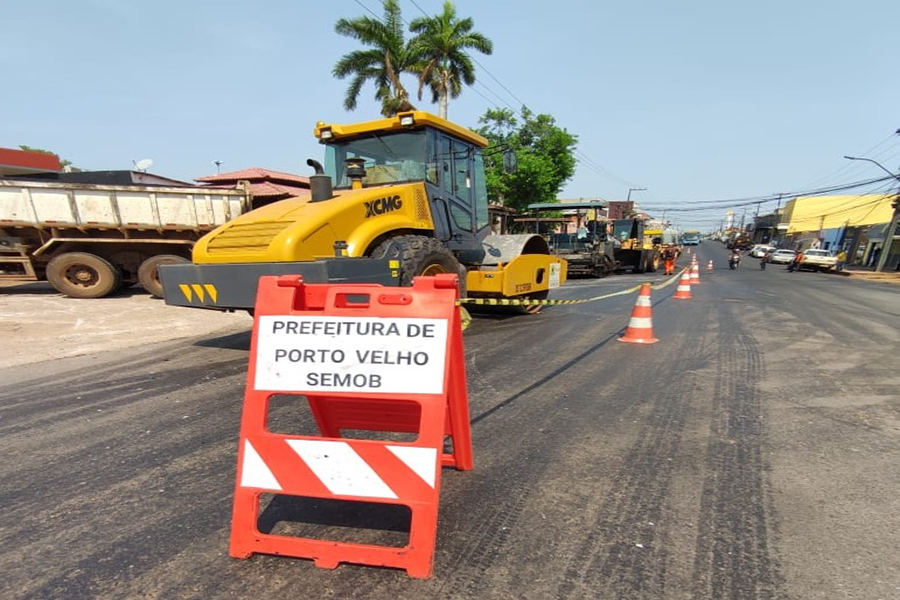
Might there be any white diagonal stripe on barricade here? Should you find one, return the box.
[241,439,282,491]
[286,439,398,499]
[387,446,438,488]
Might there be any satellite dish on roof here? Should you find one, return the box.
[133,158,153,172]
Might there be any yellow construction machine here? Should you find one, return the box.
[612,218,662,273]
[159,111,566,312]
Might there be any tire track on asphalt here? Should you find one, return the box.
[689,303,787,600]
[433,309,642,598]
[555,305,711,599]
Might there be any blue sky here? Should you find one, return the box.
[4,0,898,230]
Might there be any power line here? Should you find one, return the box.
[407,0,429,17]
[639,174,895,212]
[351,0,380,19]
[799,131,900,190]
[398,0,638,189]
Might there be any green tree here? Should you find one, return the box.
[333,0,417,117]
[475,107,578,213]
[408,1,493,120]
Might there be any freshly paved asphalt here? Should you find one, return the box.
[1,244,898,599]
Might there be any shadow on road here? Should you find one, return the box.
[257,494,411,547]
[0,281,153,297]
[195,329,252,351]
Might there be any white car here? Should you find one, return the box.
[769,249,797,264]
[799,249,838,272]
[749,244,775,258]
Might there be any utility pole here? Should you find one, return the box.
[843,154,900,272]
[881,191,900,272]
[626,187,646,202]
[752,201,763,241]
[773,193,786,246]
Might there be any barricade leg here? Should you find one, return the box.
[229,393,448,578]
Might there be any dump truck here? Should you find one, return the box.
[159,111,566,312]
[520,201,618,277]
[0,179,251,298]
[612,218,661,273]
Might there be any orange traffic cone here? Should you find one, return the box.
[690,263,700,284]
[706,260,714,270]
[618,283,659,344]
[673,272,692,299]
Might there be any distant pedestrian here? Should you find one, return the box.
[760,251,769,270]
[788,250,803,272]
[836,250,847,272]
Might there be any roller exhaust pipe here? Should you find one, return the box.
[307,159,333,202]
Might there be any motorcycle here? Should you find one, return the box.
[729,254,741,270]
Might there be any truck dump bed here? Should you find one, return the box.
[0,179,249,231]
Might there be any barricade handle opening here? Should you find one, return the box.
[334,293,371,308]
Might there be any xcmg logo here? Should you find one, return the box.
[364,195,402,218]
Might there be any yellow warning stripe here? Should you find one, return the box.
[456,269,688,307]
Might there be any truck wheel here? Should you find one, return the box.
[46,252,121,299]
[648,254,660,272]
[138,254,189,298]
[370,235,463,291]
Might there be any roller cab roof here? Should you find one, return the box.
[314,111,489,148]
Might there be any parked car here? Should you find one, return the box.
[769,249,797,264]
[749,244,776,258]
[799,249,838,272]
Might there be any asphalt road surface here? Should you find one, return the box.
[1,246,898,600]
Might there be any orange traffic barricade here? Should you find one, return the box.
[229,273,473,578]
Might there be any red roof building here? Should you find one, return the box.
[0,147,63,177]
[195,168,310,206]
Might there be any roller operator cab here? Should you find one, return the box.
[160,111,566,311]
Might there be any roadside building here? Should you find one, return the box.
[779,194,898,268]
[606,200,635,220]
[196,168,311,207]
[20,169,192,187]
[752,212,780,244]
[0,147,62,177]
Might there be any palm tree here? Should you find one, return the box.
[409,1,493,120]
[333,0,416,117]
